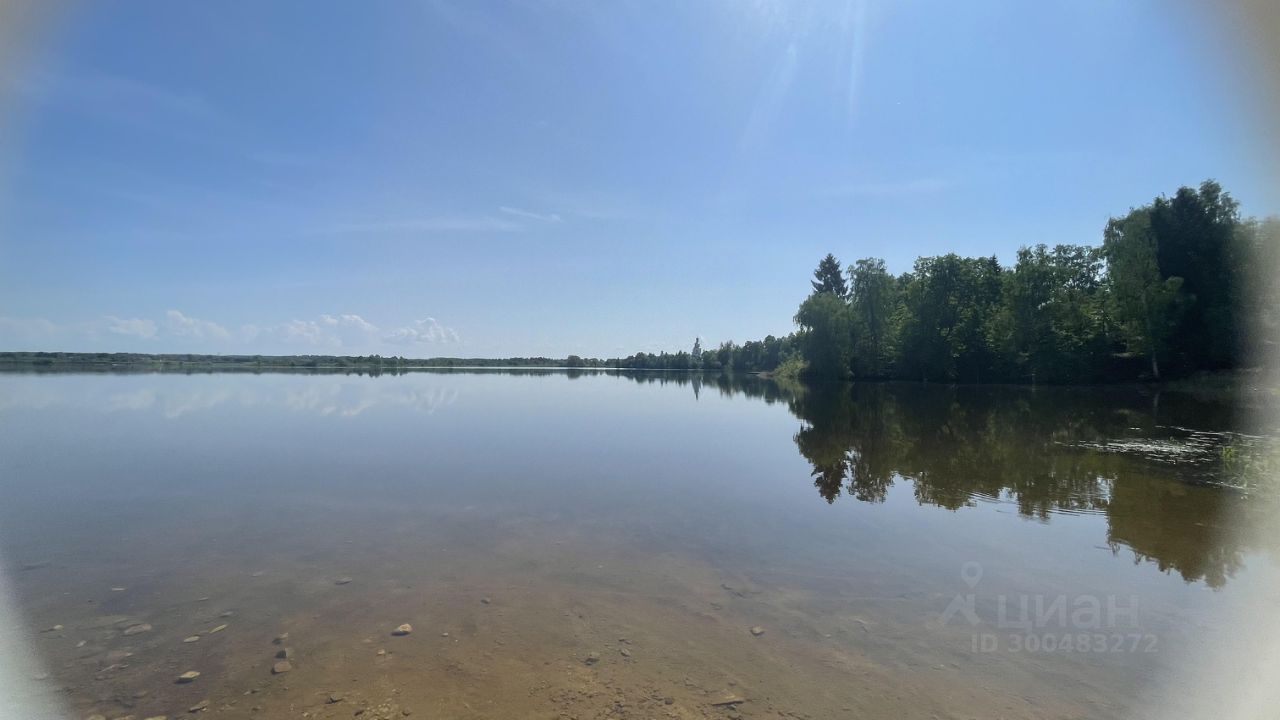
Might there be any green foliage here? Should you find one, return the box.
[895,254,1003,382]
[995,244,1111,382]
[1238,217,1280,355]
[1104,209,1186,379]
[770,356,806,380]
[611,334,797,373]
[848,258,897,377]
[794,291,855,379]
[1149,180,1243,371]
[785,179,1268,384]
[611,180,1272,385]
[810,253,849,298]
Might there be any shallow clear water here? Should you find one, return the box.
[0,370,1274,720]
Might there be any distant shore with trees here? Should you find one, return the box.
[4,181,1275,386]
[615,180,1278,384]
[0,352,609,373]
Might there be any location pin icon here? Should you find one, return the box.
[960,561,983,588]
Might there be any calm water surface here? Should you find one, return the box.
[0,370,1275,720]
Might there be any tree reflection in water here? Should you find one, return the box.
[619,371,1271,589]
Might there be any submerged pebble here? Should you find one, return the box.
[177,671,200,683]
[392,624,413,636]
[122,623,152,636]
[271,661,292,675]
[750,626,765,637]
[183,636,200,644]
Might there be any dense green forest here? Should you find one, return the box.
[615,180,1280,383]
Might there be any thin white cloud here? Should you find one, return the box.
[0,316,61,344]
[166,310,230,340]
[840,0,871,131]
[822,177,952,198]
[316,216,522,235]
[499,206,563,223]
[266,313,384,349]
[384,318,460,345]
[13,68,228,140]
[3,312,460,354]
[279,319,333,346]
[104,316,158,339]
[319,313,378,333]
[739,41,800,155]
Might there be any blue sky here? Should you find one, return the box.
[1,1,1275,357]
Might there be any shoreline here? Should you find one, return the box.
[0,357,1268,395]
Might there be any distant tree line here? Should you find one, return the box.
[617,180,1279,383]
[611,334,799,373]
[0,352,611,370]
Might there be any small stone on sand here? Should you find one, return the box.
[480,597,491,604]
[335,577,352,585]
[392,624,413,636]
[177,671,200,683]
[271,661,292,675]
[183,636,200,644]
[188,700,209,713]
[272,633,289,644]
[122,623,152,636]
[750,626,765,636]
[207,624,227,634]
[276,647,293,659]
[584,651,601,665]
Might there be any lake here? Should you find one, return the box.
[0,369,1275,720]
